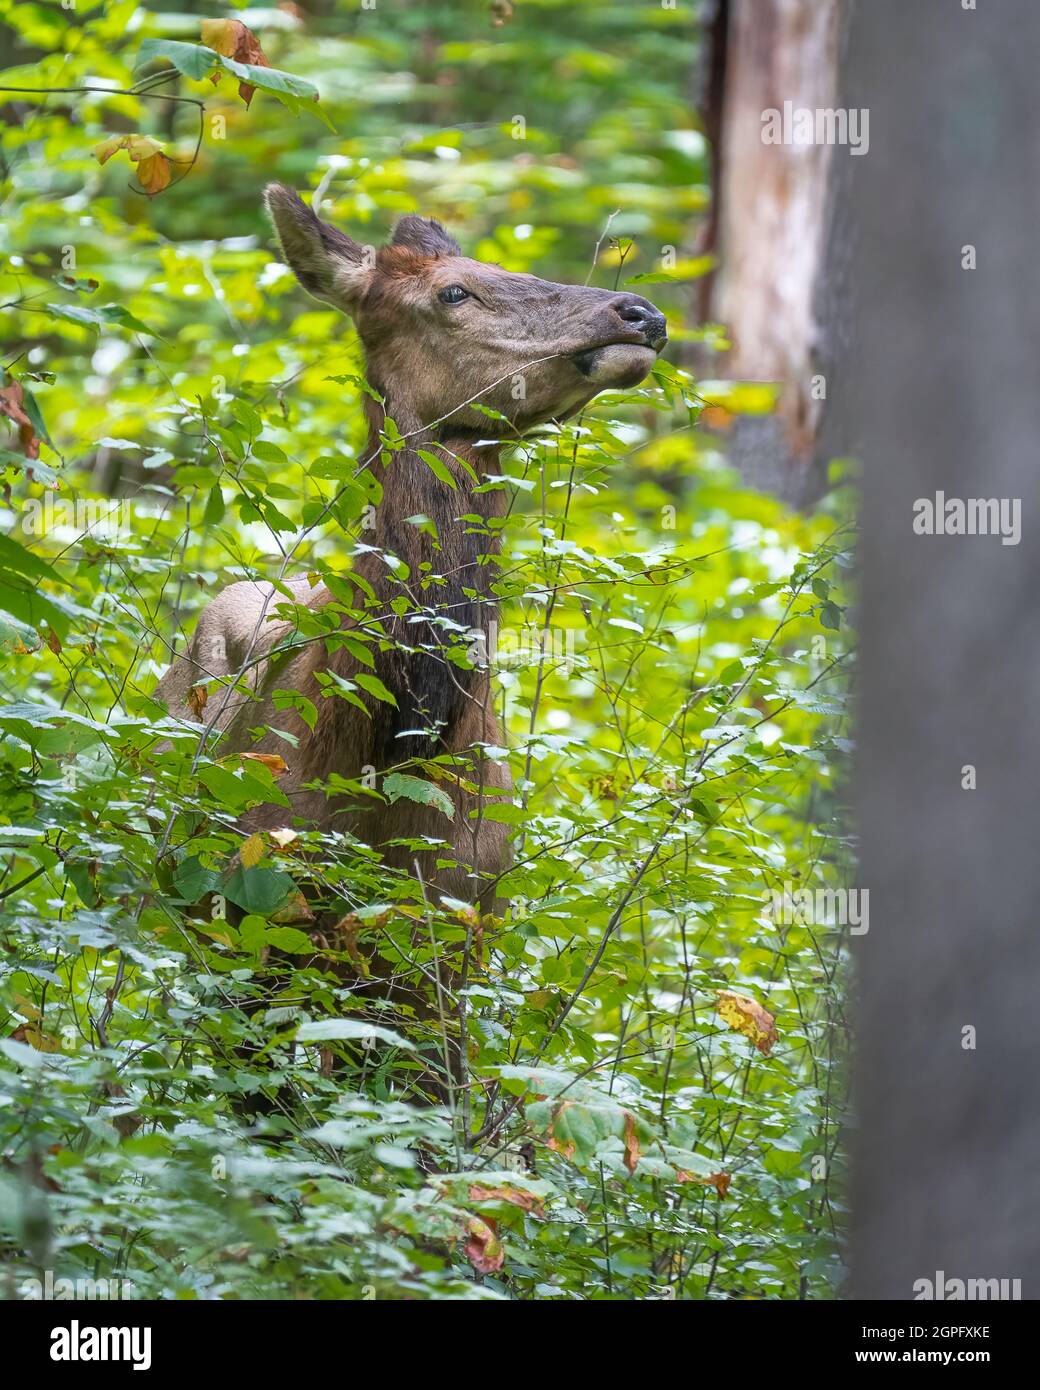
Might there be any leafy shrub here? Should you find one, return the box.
[0,1,853,1300]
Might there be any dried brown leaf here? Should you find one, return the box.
[0,381,39,460]
[201,18,271,106]
[463,1215,505,1275]
[186,683,208,720]
[676,1169,732,1199]
[715,989,778,1055]
[622,1109,640,1175]
[468,1184,545,1216]
[270,891,315,925]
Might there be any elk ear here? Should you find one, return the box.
[264,183,372,314]
[391,214,460,258]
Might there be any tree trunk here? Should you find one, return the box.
[696,0,842,506]
[838,0,1040,1300]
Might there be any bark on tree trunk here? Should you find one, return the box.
[837,0,1040,1300]
[696,0,843,506]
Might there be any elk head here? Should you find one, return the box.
[264,184,667,435]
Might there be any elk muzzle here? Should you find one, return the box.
[571,291,667,387]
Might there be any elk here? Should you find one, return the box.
[155,185,667,915]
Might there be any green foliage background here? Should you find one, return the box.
[0,0,853,1299]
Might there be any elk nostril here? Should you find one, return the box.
[612,295,667,347]
[615,297,652,326]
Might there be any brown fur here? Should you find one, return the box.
[154,186,667,910]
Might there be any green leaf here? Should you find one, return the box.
[272,689,318,731]
[202,485,225,525]
[19,385,53,449]
[354,673,398,707]
[532,1095,627,1166]
[665,1147,723,1180]
[0,1038,46,1070]
[172,856,220,902]
[135,38,219,82]
[625,256,714,285]
[296,1018,414,1050]
[0,610,41,654]
[382,773,454,820]
[0,449,59,484]
[416,449,457,490]
[0,531,62,584]
[42,302,157,337]
[820,601,842,631]
[252,440,287,465]
[264,926,315,954]
[497,1065,579,1097]
[222,866,295,914]
[217,57,330,125]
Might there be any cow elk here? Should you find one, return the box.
[154,187,666,1092]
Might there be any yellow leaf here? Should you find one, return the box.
[715,989,778,1055]
[94,135,128,165]
[199,17,240,57]
[93,134,172,197]
[239,833,264,868]
[11,1021,62,1053]
[199,923,236,949]
[94,135,160,165]
[136,151,172,197]
[239,751,289,776]
[124,134,162,162]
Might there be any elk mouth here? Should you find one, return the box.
[572,339,664,387]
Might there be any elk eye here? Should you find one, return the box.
[438,285,470,305]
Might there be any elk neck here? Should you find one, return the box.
[344,399,507,768]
